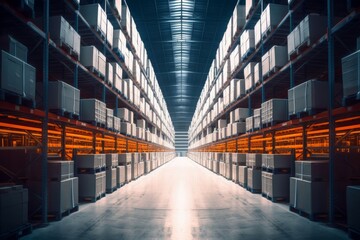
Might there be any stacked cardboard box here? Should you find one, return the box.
[246,153,262,192]
[76,154,106,201]
[105,154,118,193]
[80,98,106,125]
[290,161,329,216]
[0,185,29,236]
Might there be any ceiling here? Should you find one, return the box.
[127,0,237,132]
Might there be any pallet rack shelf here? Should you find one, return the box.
[188,0,360,226]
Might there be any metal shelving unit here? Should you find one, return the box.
[188,0,360,226]
[0,0,175,226]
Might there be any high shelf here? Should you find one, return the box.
[0,0,175,228]
[188,0,360,227]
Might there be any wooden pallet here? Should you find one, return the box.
[262,193,288,203]
[80,193,106,203]
[289,205,328,221]
[0,223,32,240]
[0,89,35,108]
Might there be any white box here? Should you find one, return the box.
[234,108,249,122]
[116,108,129,122]
[246,153,262,168]
[78,172,106,199]
[120,122,131,135]
[245,0,256,19]
[232,122,246,135]
[106,62,113,85]
[244,62,256,92]
[254,19,261,47]
[290,177,328,215]
[261,98,288,124]
[1,51,35,100]
[262,154,292,170]
[342,50,360,98]
[113,29,126,54]
[48,80,80,115]
[240,30,255,60]
[300,14,328,48]
[80,4,107,37]
[288,79,328,116]
[254,62,262,85]
[262,172,290,199]
[80,98,106,125]
[106,108,114,129]
[260,4,288,35]
[347,186,360,233]
[232,4,245,37]
[262,45,287,77]
[239,166,248,187]
[236,78,245,98]
[110,62,122,92]
[106,19,113,47]
[76,154,106,169]
[218,119,227,129]
[98,50,106,77]
[247,168,262,190]
[113,116,120,132]
[80,46,98,72]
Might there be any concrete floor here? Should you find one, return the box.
[22,157,349,240]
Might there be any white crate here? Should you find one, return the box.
[232,122,246,136]
[80,46,98,71]
[106,19,113,48]
[80,98,106,124]
[110,62,122,92]
[245,0,256,19]
[254,108,261,129]
[300,14,328,48]
[261,45,287,77]
[240,30,255,59]
[254,19,261,47]
[236,78,245,98]
[244,62,256,92]
[288,79,328,116]
[120,122,131,135]
[106,62,113,85]
[230,44,240,75]
[80,4,107,37]
[260,4,288,36]
[234,108,249,122]
[254,62,262,85]
[116,108,129,122]
[261,99,288,124]
[113,116,120,132]
[232,4,245,37]
[106,108,114,129]
[121,3,131,33]
[113,29,126,54]
[342,50,360,98]
[98,50,106,77]
[48,80,80,115]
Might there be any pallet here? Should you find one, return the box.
[80,192,106,203]
[0,223,32,240]
[50,109,79,120]
[261,167,290,174]
[241,48,255,61]
[261,120,285,129]
[87,66,105,80]
[263,67,280,80]
[289,205,328,221]
[106,186,117,194]
[342,92,360,106]
[92,26,106,40]
[348,228,360,240]
[84,120,106,128]
[48,205,79,221]
[0,89,35,108]
[261,193,288,203]
[289,108,325,120]
[247,187,261,194]
[113,48,125,62]
[239,182,247,188]
[77,167,106,174]
[58,40,79,61]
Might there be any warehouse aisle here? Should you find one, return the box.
[22,157,347,240]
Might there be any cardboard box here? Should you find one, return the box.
[246,153,262,167]
[76,154,106,169]
[106,108,114,129]
[1,50,35,101]
[288,79,328,116]
[0,185,28,234]
[261,98,288,124]
[0,35,28,62]
[48,161,74,181]
[47,177,78,214]
[48,80,80,115]
[80,98,106,124]
[105,154,118,168]
[260,4,287,36]
[262,172,290,199]
[247,167,262,190]
[347,186,360,233]
[295,160,329,181]
[80,4,107,37]
[262,45,287,77]
[106,168,117,191]
[262,154,292,170]
[78,172,106,199]
[244,62,256,92]
[290,177,328,215]
[239,166,248,187]
[118,153,132,165]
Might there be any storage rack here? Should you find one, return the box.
[0,0,175,225]
[188,0,360,225]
